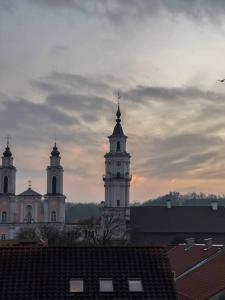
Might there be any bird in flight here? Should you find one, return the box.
[218,79,225,82]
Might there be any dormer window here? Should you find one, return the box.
[116,141,121,151]
[99,279,113,292]
[128,279,143,292]
[70,279,84,293]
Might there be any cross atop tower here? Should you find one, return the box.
[28,180,32,189]
[116,91,121,105]
[5,135,11,146]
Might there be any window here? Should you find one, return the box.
[1,211,7,223]
[99,279,113,292]
[1,234,6,240]
[52,176,57,194]
[117,172,121,178]
[117,161,121,166]
[128,279,143,292]
[26,205,33,223]
[70,279,84,293]
[116,141,121,151]
[117,200,120,207]
[51,210,57,222]
[3,176,8,193]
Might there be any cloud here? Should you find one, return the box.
[25,0,225,24]
[135,133,223,178]
[32,72,114,95]
[125,85,225,105]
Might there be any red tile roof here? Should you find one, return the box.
[168,245,221,276]
[176,250,225,299]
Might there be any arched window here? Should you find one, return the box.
[52,176,57,194]
[1,211,7,223]
[116,141,121,152]
[26,205,32,223]
[3,176,8,193]
[51,211,57,222]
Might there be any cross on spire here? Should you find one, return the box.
[117,91,121,105]
[5,135,11,146]
[28,180,32,189]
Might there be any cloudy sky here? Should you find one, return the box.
[1,0,225,203]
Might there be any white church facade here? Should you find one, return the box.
[0,142,66,240]
[0,104,131,241]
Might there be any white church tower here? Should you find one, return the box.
[44,142,66,223]
[103,104,131,208]
[0,141,16,195]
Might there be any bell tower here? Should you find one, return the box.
[0,138,16,195]
[44,142,66,223]
[103,104,131,208]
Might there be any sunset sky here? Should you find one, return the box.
[1,0,225,203]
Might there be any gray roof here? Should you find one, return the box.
[18,188,42,197]
[130,206,225,233]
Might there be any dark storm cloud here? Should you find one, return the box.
[26,0,225,23]
[135,133,222,178]
[0,0,16,13]
[46,93,114,122]
[0,97,80,146]
[125,85,225,104]
[33,72,113,95]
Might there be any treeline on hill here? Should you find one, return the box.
[142,191,225,206]
[65,202,99,223]
[65,192,225,222]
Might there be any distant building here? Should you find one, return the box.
[0,246,176,299]
[0,142,66,240]
[130,203,225,245]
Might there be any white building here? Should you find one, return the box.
[0,142,66,240]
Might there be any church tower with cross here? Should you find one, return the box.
[103,102,132,208]
[0,136,16,195]
[44,142,66,223]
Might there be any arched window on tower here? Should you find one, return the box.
[3,176,8,193]
[116,141,121,152]
[51,210,57,222]
[52,176,57,194]
[1,211,7,223]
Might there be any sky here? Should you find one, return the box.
[2,0,225,203]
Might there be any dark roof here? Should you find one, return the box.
[18,188,42,197]
[0,246,176,300]
[51,143,60,157]
[3,145,12,157]
[130,206,225,233]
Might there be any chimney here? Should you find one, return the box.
[211,201,218,211]
[185,238,195,249]
[204,238,213,249]
[166,199,172,209]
